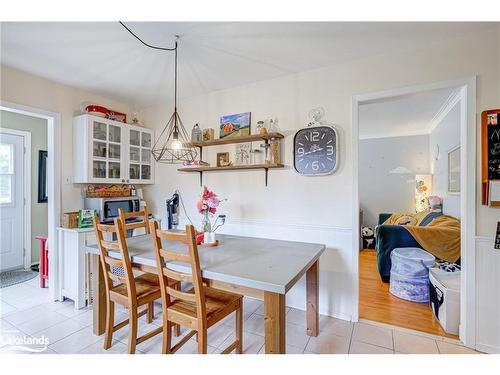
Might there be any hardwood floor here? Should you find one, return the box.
[359,249,458,339]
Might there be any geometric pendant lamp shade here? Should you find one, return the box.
[151,108,198,164]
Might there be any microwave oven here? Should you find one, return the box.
[84,197,141,224]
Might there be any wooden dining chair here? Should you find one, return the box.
[93,216,162,354]
[149,220,243,354]
[118,207,149,237]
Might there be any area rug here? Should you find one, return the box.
[0,270,38,288]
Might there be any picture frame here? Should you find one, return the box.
[235,143,251,165]
[219,112,251,139]
[38,150,48,203]
[448,145,460,194]
[202,128,214,141]
[216,152,230,167]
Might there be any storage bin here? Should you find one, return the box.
[429,267,461,335]
[389,247,435,303]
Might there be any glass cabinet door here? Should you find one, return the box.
[128,127,153,183]
[91,120,122,181]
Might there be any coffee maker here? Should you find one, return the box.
[166,193,179,229]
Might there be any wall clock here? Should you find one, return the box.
[293,108,338,176]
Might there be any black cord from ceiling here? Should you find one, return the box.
[119,21,177,51]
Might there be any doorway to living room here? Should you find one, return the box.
[352,78,476,348]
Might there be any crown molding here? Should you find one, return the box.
[426,89,461,134]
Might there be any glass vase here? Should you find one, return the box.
[202,211,212,233]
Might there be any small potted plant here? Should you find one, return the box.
[196,186,225,245]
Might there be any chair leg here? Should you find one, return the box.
[174,323,181,337]
[128,307,138,354]
[162,321,172,354]
[104,299,115,350]
[147,301,154,324]
[236,304,243,354]
[197,330,207,354]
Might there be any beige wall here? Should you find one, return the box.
[0,110,47,264]
[0,65,134,214]
[140,27,500,329]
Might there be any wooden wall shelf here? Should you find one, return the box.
[178,163,284,173]
[191,132,284,148]
[179,132,285,186]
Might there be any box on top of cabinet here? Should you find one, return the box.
[73,114,155,185]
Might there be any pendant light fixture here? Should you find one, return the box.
[119,22,197,164]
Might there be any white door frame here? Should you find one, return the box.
[0,101,61,302]
[0,128,31,269]
[351,77,477,348]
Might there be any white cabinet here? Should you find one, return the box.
[73,114,154,184]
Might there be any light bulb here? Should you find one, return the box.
[171,139,183,150]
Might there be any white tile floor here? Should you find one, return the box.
[0,278,482,354]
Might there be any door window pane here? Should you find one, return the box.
[108,162,121,179]
[129,147,140,162]
[0,144,14,204]
[109,125,121,143]
[108,144,121,160]
[93,122,107,140]
[141,165,151,180]
[93,141,107,158]
[130,130,140,146]
[141,149,151,164]
[0,175,12,204]
[129,164,140,180]
[141,132,151,148]
[0,144,13,173]
[93,161,106,178]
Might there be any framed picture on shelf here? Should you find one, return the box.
[203,128,214,141]
[219,112,251,139]
[235,143,251,165]
[216,152,231,167]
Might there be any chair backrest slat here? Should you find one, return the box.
[101,241,120,251]
[166,286,196,302]
[93,216,137,302]
[104,255,125,268]
[150,220,207,329]
[108,272,127,284]
[118,207,149,236]
[159,248,191,263]
[163,268,194,283]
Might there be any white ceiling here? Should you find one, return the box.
[0,22,495,105]
[359,87,458,139]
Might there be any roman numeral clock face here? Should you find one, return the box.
[294,126,338,175]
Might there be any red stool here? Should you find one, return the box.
[35,235,49,288]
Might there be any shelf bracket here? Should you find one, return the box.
[199,171,203,187]
[265,167,268,186]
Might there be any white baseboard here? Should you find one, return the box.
[475,342,500,354]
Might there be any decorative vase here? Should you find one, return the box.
[202,211,212,232]
[201,211,214,243]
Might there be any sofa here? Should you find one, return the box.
[375,211,443,282]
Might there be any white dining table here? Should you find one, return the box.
[85,232,325,354]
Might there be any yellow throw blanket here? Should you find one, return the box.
[384,212,461,262]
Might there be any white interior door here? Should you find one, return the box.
[0,132,25,272]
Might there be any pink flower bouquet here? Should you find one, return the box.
[196,186,220,215]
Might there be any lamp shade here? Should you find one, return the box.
[415,174,433,213]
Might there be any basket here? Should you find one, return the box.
[62,212,79,228]
[85,185,131,198]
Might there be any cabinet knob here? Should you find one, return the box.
[126,180,130,183]
[121,179,125,183]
